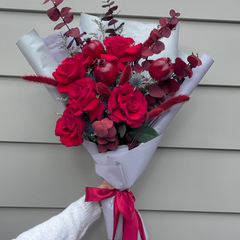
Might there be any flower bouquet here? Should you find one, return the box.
[16,1,214,239]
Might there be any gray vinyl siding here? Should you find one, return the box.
[1,0,240,239]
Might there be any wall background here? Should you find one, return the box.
[1,0,240,239]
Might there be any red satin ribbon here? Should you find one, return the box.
[85,187,146,240]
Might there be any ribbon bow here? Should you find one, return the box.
[85,187,146,240]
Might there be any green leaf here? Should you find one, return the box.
[118,124,126,138]
[128,125,159,143]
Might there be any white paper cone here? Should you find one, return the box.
[17,29,67,114]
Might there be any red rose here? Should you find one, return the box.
[69,77,105,121]
[53,53,86,94]
[102,36,143,72]
[108,84,147,128]
[55,105,86,147]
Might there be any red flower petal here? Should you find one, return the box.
[98,144,108,153]
[95,124,108,137]
[106,126,117,137]
[57,82,75,94]
[60,135,83,147]
[110,109,127,121]
[106,140,119,150]
[92,120,101,130]
[105,136,117,142]
[101,118,113,129]
[100,54,118,63]
[97,137,108,144]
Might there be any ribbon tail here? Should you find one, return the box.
[122,209,147,240]
[136,210,147,240]
[123,216,139,240]
[112,199,120,240]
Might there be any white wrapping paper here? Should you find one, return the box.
[16,18,213,240]
[16,29,66,114]
[80,13,179,61]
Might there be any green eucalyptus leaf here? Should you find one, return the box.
[118,124,126,138]
[128,125,159,143]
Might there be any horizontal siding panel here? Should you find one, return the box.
[133,148,240,213]
[1,0,240,21]
[141,210,240,240]
[1,12,240,87]
[0,143,101,208]
[0,77,60,143]
[2,208,240,240]
[1,78,240,150]
[0,11,80,77]
[1,143,240,214]
[178,20,240,87]
[0,207,106,240]
[159,85,240,150]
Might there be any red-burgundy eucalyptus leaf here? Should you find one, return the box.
[105,28,115,33]
[65,27,80,38]
[171,17,179,25]
[141,60,153,71]
[47,7,60,21]
[134,62,144,73]
[67,38,74,48]
[149,84,165,98]
[168,79,180,92]
[108,19,118,26]
[102,15,113,21]
[54,0,63,6]
[54,22,66,30]
[64,12,74,23]
[141,46,154,57]
[60,7,71,17]
[151,41,165,54]
[152,28,162,38]
[115,22,124,31]
[43,0,50,4]
[162,27,171,38]
[110,5,118,11]
[159,18,167,27]
[145,95,156,108]
[102,4,110,8]
[105,10,113,16]
[150,31,158,42]
[170,9,176,17]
